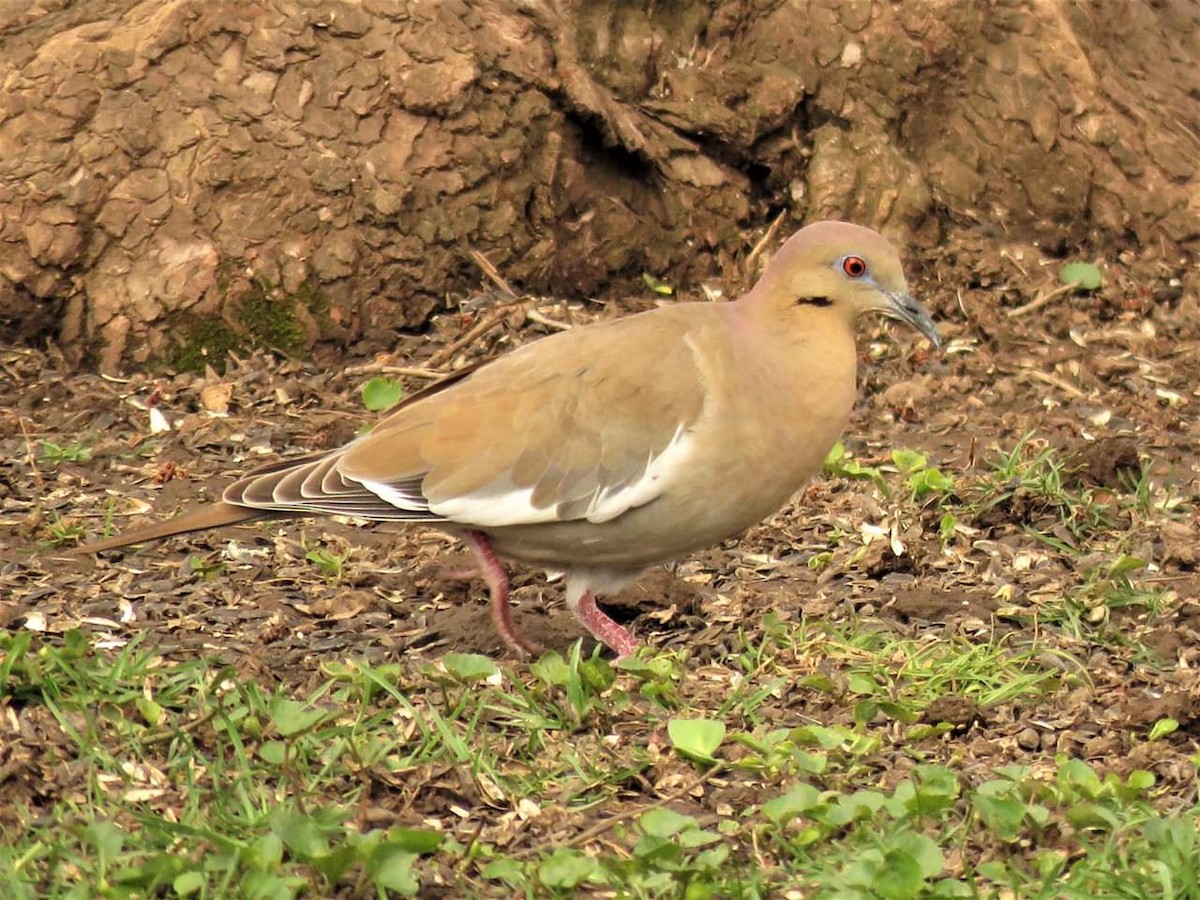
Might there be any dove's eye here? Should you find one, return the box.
[841,256,868,278]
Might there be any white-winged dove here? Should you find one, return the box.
[71,221,939,658]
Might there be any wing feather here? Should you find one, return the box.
[223,305,713,527]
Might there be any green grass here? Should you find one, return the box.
[2,615,1197,898]
[824,434,1190,652]
[40,439,94,465]
[39,514,87,549]
[304,544,352,581]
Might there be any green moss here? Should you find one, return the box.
[292,279,329,320]
[165,279,330,372]
[169,319,247,373]
[234,283,307,356]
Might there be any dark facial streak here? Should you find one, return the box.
[796,296,833,307]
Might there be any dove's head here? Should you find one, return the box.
[748,220,940,347]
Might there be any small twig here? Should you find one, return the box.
[743,211,788,283]
[1012,367,1087,398]
[526,308,572,331]
[342,363,446,380]
[426,300,531,368]
[469,248,517,298]
[18,416,45,491]
[1006,281,1076,319]
[998,249,1030,279]
[140,707,221,745]
[516,763,726,857]
[454,818,491,881]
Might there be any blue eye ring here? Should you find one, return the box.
[841,255,868,278]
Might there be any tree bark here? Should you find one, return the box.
[1,0,1196,371]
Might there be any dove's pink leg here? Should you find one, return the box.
[463,530,540,656]
[567,585,639,660]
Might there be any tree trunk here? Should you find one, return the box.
[1,0,1196,371]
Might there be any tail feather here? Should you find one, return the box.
[67,502,270,555]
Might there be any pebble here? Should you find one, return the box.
[1016,727,1041,750]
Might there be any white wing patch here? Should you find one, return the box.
[427,483,558,527]
[583,427,694,524]
[347,478,431,514]
[402,427,695,528]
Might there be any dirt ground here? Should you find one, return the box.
[2,232,1199,847]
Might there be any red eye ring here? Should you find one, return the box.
[842,256,868,278]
